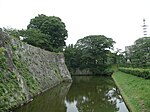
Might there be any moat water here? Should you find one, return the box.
[15,76,129,112]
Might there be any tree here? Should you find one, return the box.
[65,35,115,75]
[75,35,115,65]
[125,37,150,68]
[27,14,68,52]
[20,29,53,51]
[64,44,82,73]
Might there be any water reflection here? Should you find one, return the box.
[65,100,78,112]
[15,76,128,112]
[15,83,71,112]
[65,76,128,112]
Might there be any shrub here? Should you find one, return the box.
[119,67,150,79]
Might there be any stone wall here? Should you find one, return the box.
[75,68,93,75]
[0,30,71,112]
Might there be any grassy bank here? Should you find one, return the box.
[112,71,150,112]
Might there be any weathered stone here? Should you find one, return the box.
[0,30,72,111]
[75,68,92,75]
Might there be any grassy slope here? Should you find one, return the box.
[112,71,150,112]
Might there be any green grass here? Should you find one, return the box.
[112,71,150,112]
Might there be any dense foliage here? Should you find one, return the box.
[26,14,68,52]
[19,29,53,51]
[119,67,150,79]
[64,35,115,75]
[64,44,81,73]
[3,14,68,52]
[120,37,150,68]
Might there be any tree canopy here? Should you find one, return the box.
[125,37,150,68]
[64,35,115,75]
[25,14,68,52]
[19,29,54,51]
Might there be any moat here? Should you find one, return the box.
[15,76,129,112]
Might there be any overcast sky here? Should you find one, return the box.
[0,0,150,50]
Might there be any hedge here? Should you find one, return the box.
[119,67,150,79]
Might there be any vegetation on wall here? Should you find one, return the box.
[0,70,26,112]
[12,55,41,97]
[0,47,25,111]
[0,28,72,111]
[0,31,41,111]
[0,47,7,70]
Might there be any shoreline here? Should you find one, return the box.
[112,73,135,112]
[112,71,150,112]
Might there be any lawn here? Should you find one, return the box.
[112,71,150,112]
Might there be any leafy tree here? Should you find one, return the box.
[110,49,127,67]
[64,44,82,73]
[20,29,53,51]
[125,37,150,68]
[27,14,48,29]
[75,35,115,65]
[27,14,68,52]
[64,35,115,75]
[2,15,68,52]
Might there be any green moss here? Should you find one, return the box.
[0,70,25,112]
[13,55,41,97]
[18,53,21,59]
[0,47,7,70]
[0,36,70,111]
[0,47,5,53]
[12,45,17,51]
[0,49,41,111]
[112,71,150,112]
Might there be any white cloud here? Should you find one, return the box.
[0,0,150,50]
